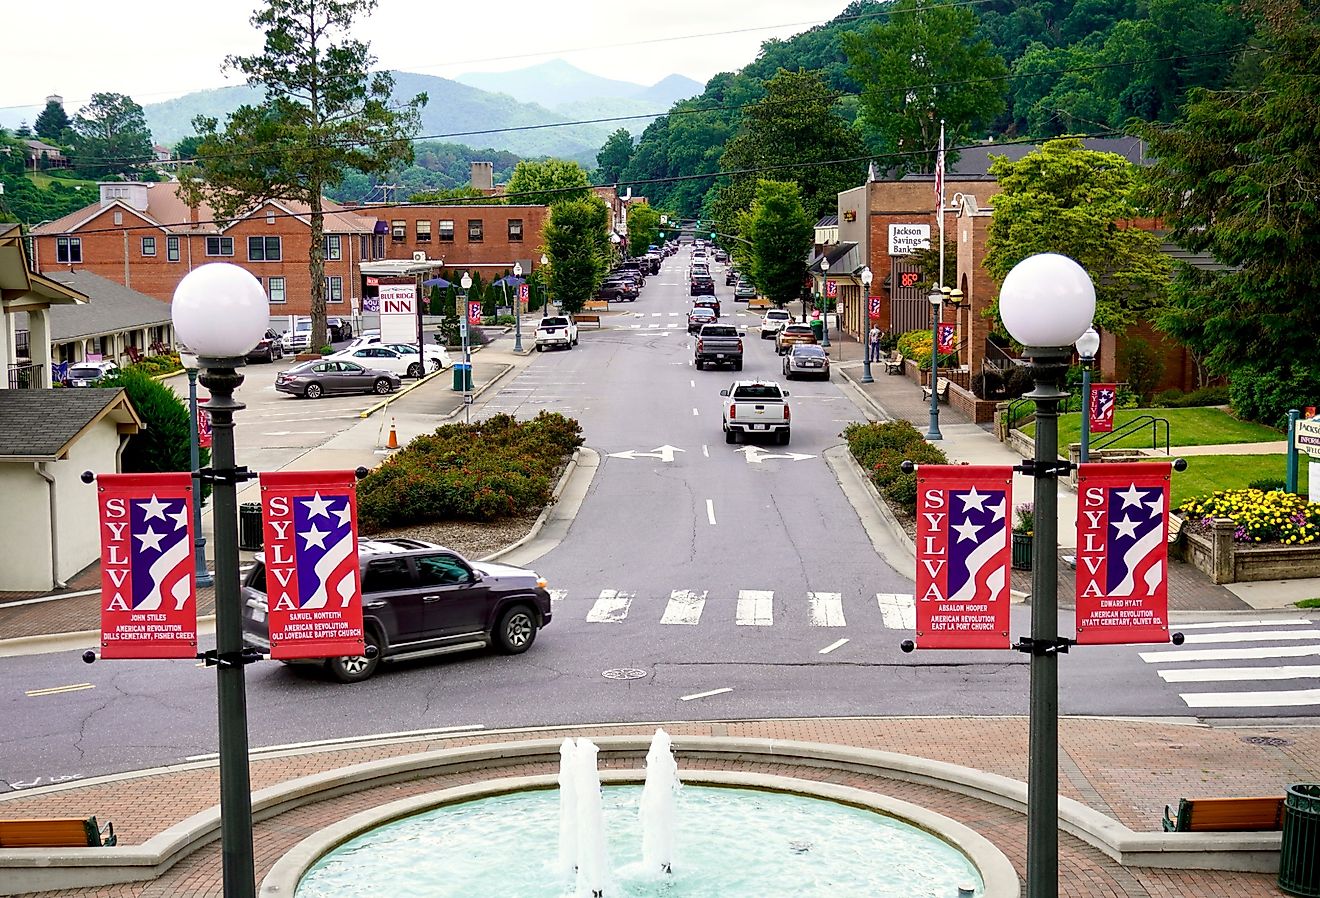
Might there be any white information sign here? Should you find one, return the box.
[888,223,931,256]
[1294,417,1320,458]
[378,284,417,343]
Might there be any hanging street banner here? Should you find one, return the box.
[915,466,1014,649]
[197,398,211,449]
[96,473,198,659]
[937,323,956,354]
[868,297,882,321]
[518,283,530,306]
[1088,383,1118,434]
[825,279,838,299]
[467,300,483,326]
[1075,463,1171,645]
[259,471,365,660]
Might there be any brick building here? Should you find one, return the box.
[370,202,551,283]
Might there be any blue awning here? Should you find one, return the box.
[490,275,526,287]
[421,276,452,288]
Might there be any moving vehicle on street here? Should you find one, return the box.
[721,380,791,445]
[689,273,715,296]
[725,268,739,286]
[692,297,720,318]
[776,323,818,355]
[246,329,285,363]
[64,359,119,387]
[759,308,792,339]
[783,343,830,380]
[275,359,400,399]
[241,537,552,683]
[535,315,579,351]
[714,249,729,263]
[734,279,757,301]
[687,306,717,333]
[328,345,427,378]
[694,324,744,371]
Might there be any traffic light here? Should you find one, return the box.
[710,232,716,240]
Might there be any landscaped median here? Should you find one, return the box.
[843,420,948,528]
[1174,488,1320,584]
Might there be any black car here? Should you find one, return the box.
[690,274,715,296]
[598,278,639,302]
[725,268,739,285]
[246,329,285,363]
[242,538,552,683]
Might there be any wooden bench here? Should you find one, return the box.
[584,299,610,312]
[1162,796,1285,832]
[575,314,602,328]
[0,816,116,847]
[922,379,950,403]
[883,353,905,375]
[1168,513,1185,546]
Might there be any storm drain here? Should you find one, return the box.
[1242,736,1292,748]
[602,668,648,681]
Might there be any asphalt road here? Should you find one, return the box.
[1,250,1314,792]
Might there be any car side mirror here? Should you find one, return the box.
[719,389,729,397]
[738,332,746,338]
[470,570,483,583]
[783,391,790,396]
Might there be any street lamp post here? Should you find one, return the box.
[1076,327,1100,464]
[540,254,550,312]
[171,263,272,898]
[998,253,1097,898]
[512,262,524,353]
[860,267,874,384]
[460,272,473,423]
[177,347,213,588]
[925,289,943,441]
[818,258,830,348]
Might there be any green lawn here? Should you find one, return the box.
[1024,407,1282,450]
[1170,454,1307,506]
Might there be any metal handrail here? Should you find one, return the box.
[1090,414,1171,455]
[1006,396,1036,431]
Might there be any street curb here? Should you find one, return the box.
[838,365,896,422]
[437,363,516,421]
[483,447,599,568]
[357,364,449,418]
[480,447,581,564]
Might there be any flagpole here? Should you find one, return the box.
[926,121,946,441]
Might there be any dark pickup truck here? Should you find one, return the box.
[694,324,744,371]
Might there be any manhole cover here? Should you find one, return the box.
[1242,736,1292,747]
[602,668,647,681]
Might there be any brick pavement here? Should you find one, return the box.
[4,717,1311,897]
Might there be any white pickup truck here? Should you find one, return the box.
[720,380,792,445]
[535,314,579,351]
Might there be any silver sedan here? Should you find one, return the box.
[782,344,830,380]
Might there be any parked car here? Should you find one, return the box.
[535,315,579,351]
[783,343,830,380]
[687,307,717,333]
[246,329,285,363]
[281,318,313,351]
[342,334,447,370]
[275,359,400,399]
[721,380,791,445]
[725,268,739,286]
[694,324,744,371]
[598,279,639,302]
[735,280,757,301]
[328,345,428,378]
[241,537,552,683]
[65,359,119,387]
[692,297,720,318]
[776,323,818,355]
[689,274,715,296]
[759,309,792,339]
[714,250,729,263]
[326,317,354,342]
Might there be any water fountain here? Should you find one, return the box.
[638,729,680,876]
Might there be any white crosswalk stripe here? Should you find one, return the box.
[877,593,916,629]
[586,589,634,623]
[736,590,774,626]
[1180,629,1320,644]
[660,590,706,625]
[551,588,920,629]
[807,592,845,627]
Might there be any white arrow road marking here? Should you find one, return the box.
[737,590,773,626]
[692,408,699,416]
[586,590,634,623]
[734,446,815,464]
[819,638,850,655]
[877,593,916,629]
[1158,665,1320,683]
[681,687,733,701]
[808,592,846,627]
[607,445,686,462]
[706,500,717,526]
[661,590,707,625]
[548,589,567,611]
[1179,629,1320,644]
[1179,688,1320,709]
[1140,645,1320,663]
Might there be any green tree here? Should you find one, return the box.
[103,370,210,482]
[505,158,591,206]
[69,93,154,178]
[842,0,1007,176]
[626,203,662,257]
[544,196,610,314]
[184,0,426,351]
[34,99,70,141]
[172,134,204,163]
[983,138,1170,334]
[594,128,634,185]
[1140,0,1318,390]
[739,180,813,307]
[408,185,489,203]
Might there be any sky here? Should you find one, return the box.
[0,0,849,120]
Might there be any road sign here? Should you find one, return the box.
[464,394,474,405]
[734,446,815,464]
[606,445,685,462]
[1295,417,1320,458]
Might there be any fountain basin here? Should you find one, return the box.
[265,770,1018,898]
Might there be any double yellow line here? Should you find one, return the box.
[25,683,94,697]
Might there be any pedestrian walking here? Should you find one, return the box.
[868,326,882,362]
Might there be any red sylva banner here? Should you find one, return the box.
[1088,382,1118,434]
[97,473,198,659]
[915,466,1014,649]
[868,297,882,320]
[467,301,483,326]
[260,471,365,660]
[936,323,956,354]
[1075,463,1171,645]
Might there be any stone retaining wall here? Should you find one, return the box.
[1177,515,1320,583]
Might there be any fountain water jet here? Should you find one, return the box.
[571,739,611,898]
[556,738,581,879]
[639,729,681,875]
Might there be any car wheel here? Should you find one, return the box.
[430,358,443,372]
[572,335,579,346]
[495,605,538,654]
[373,378,393,394]
[326,630,380,683]
[734,360,742,371]
[694,359,703,371]
[536,344,544,352]
[407,362,424,378]
[724,427,736,444]
[304,383,323,399]
[780,430,791,446]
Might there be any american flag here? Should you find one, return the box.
[946,487,1008,602]
[130,494,193,612]
[1105,483,1166,598]
[294,492,359,610]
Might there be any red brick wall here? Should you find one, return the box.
[374,204,550,270]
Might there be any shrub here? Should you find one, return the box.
[1117,338,1164,401]
[1248,478,1286,492]
[894,330,957,369]
[1177,489,1320,545]
[843,420,949,516]
[1229,364,1320,429]
[356,412,583,530]
[1014,503,1035,534]
[127,353,181,376]
[1153,385,1231,408]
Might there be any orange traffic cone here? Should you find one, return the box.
[387,419,399,450]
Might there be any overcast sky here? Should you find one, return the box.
[1,0,849,117]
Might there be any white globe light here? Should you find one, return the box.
[998,253,1096,347]
[171,263,269,359]
[513,262,523,277]
[1075,326,1100,359]
[860,266,873,286]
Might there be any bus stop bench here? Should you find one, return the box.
[576,314,602,328]
[1162,796,1285,832]
[0,817,116,847]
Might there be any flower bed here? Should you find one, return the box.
[1174,489,1320,583]
[844,420,948,518]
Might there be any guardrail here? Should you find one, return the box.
[1091,414,1171,455]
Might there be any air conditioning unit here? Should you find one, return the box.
[412,251,427,262]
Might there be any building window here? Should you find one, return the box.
[373,234,384,258]
[438,220,454,242]
[167,236,180,262]
[468,219,483,242]
[141,236,156,257]
[268,276,286,304]
[113,211,123,226]
[325,234,342,260]
[327,276,343,303]
[416,220,431,243]
[248,236,281,261]
[508,219,523,242]
[266,211,276,225]
[56,236,82,263]
[360,235,370,260]
[391,220,406,242]
[205,236,234,257]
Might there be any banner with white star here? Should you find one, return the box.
[1075,463,1172,644]
[96,473,198,659]
[914,466,1014,649]
[259,471,365,660]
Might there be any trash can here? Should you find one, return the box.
[1280,784,1320,896]
[809,319,824,342]
[238,502,263,551]
[451,363,473,392]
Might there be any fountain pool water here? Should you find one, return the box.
[294,784,986,898]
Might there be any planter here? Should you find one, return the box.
[1012,531,1033,570]
[1180,515,1320,584]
